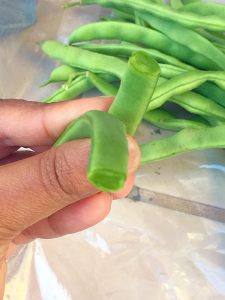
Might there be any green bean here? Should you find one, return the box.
[143,108,208,131]
[214,42,225,54]
[78,43,194,70]
[196,29,225,46]
[155,64,225,108]
[55,110,128,192]
[181,0,201,4]
[202,116,225,127]
[41,65,84,86]
[160,64,186,78]
[112,8,135,22]
[170,92,225,122]
[42,72,118,103]
[41,40,127,79]
[140,125,225,164]
[195,82,225,108]
[134,12,147,27]
[170,0,183,10]
[109,51,160,135]
[139,13,225,70]
[179,2,225,19]
[86,71,118,96]
[100,16,126,22]
[69,22,219,70]
[67,0,225,32]
[42,76,94,103]
[148,70,225,110]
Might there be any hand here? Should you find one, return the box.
[0,98,140,298]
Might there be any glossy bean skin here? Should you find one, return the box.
[109,51,160,135]
[139,13,225,70]
[69,22,218,69]
[140,125,225,164]
[78,43,194,70]
[55,110,129,192]
[143,108,208,131]
[68,0,225,32]
[41,40,127,79]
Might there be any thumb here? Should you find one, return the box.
[0,139,97,236]
[0,137,139,238]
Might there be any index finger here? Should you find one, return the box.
[0,97,113,148]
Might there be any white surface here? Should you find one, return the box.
[5,200,225,300]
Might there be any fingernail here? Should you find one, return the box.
[127,136,141,173]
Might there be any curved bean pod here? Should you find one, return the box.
[69,22,217,69]
[109,51,160,135]
[143,108,208,131]
[148,71,225,110]
[140,125,225,164]
[41,40,127,78]
[55,110,129,192]
[139,13,225,70]
[78,43,194,70]
[68,0,225,32]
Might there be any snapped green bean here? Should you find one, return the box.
[55,110,129,192]
[54,51,160,191]
[109,51,160,135]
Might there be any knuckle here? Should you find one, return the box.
[39,147,81,201]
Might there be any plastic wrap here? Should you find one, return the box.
[0,1,225,299]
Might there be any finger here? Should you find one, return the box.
[14,172,135,243]
[14,192,113,243]
[0,138,138,235]
[0,97,113,158]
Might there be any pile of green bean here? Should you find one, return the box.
[40,0,225,192]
